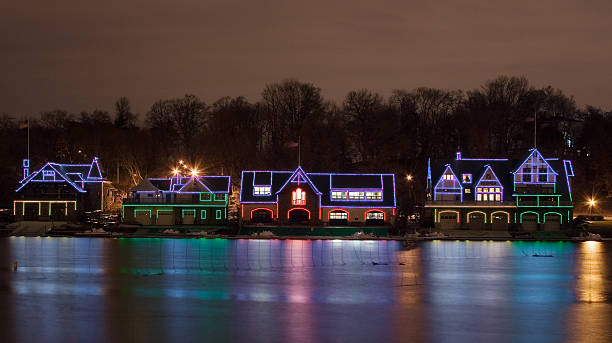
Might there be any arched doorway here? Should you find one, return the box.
[288,208,310,224]
[543,213,562,231]
[251,208,273,223]
[521,213,538,231]
[365,210,385,226]
[491,212,509,231]
[329,209,348,226]
[467,212,485,230]
[438,211,459,229]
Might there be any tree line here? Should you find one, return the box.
[1,76,610,212]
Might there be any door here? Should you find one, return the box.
[288,208,310,224]
[365,211,385,226]
[491,213,509,231]
[521,213,538,231]
[50,203,67,221]
[135,211,152,225]
[251,209,273,223]
[468,212,485,230]
[439,212,458,229]
[543,214,561,231]
[157,211,174,226]
[329,210,348,226]
[182,210,196,225]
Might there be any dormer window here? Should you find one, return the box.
[43,170,55,180]
[254,186,271,196]
[292,188,306,205]
[462,174,472,183]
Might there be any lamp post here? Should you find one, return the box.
[588,199,596,215]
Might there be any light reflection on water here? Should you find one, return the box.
[1,238,611,343]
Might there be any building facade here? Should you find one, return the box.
[122,173,231,226]
[425,149,574,231]
[240,166,396,226]
[14,157,106,221]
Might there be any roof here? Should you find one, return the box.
[429,149,573,202]
[133,175,231,194]
[240,167,396,207]
[16,158,104,194]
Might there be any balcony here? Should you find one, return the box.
[122,198,214,205]
[426,200,514,207]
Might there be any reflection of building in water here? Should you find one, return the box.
[576,241,607,303]
[567,241,611,342]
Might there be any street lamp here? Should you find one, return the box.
[588,198,596,215]
[406,174,413,181]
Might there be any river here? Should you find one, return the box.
[0,238,610,342]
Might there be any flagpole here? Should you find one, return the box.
[534,110,537,149]
[27,116,30,161]
[298,136,301,166]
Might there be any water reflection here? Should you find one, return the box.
[1,238,612,342]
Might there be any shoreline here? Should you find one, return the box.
[4,232,610,242]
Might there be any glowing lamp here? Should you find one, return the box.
[172,168,180,176]
[588,199,596,206]
[191,169,199,177]
[179,160,184,165]
[406,174,413,181]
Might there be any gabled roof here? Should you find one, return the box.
[512,148,558,175]
[129,179,159,192]
[275,166,321,195]
[141,175,231,194]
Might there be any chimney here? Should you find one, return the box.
[22,159,29,179]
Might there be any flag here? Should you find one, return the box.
[287,141,299,148]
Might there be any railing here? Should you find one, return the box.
[426,201,514,206]
[122,198,225,205]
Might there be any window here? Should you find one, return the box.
[292,188,306,205]
[462,174,472,183]
[43,170,55,180]
[200,193,211,201]
[254,186,271,196]
[443,174,454,180]
[201,210,207,220]
[214,194,226,201]
[216,209,222,219]
[329,211,348,220]
[331,191,347,200]
[465,188,471,193]
[348,191,364,200]
[522,174,531,182]
[538,174,547,182]
[366,212,384,220]
[476,186,502,202]
[365,191,382,200]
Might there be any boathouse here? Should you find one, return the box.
[239,166,396,226]
[425,149,574,231]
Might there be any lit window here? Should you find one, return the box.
[495,188,500,193]
[254,186,271,196]
[43,170,55,179]
[331,191,347,200]
[292,188,306,205]
[365,191,382,200]
[462,174,472,183]
[329,211,348,220]
[465,189,471,193]
[477,194,482,201]
[366,212,384,220]
[495,194,501,201]
[443,174,454,180]
[348,191,364,200]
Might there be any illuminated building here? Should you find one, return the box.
[425,149,574,231]
[13,157,107,221]
[121,172,230,226]
[239,166,396,226]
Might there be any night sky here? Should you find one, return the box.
[1,0,611,117]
